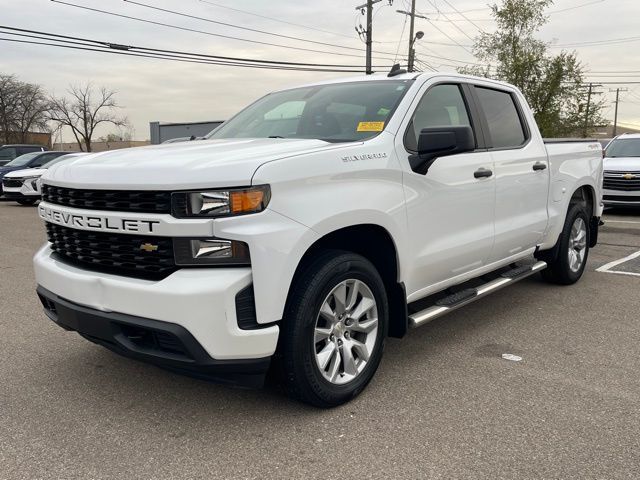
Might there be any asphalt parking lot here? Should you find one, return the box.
[1,201,639,480]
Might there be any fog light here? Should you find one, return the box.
[174,238,250,266]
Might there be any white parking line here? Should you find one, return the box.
[605,220,640,225]
[596,250,640,277]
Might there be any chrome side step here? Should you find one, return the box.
[409,261,547,328]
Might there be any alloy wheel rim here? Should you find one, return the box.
[568,217,587,273]
[313,279,379,385]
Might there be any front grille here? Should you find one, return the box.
[603,171,640,191]
[604,195,640,203]
[46,223,176,279]
[41,184,172,213]
[2,178,22,188]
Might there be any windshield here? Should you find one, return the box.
[207,80,412,143]
[4,152,39,167]
[41,154,77,168]
[605,138,640,158]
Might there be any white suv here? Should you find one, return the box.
[603,133,640,207]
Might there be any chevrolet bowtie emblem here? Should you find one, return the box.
[623,173,636,180]
[139,243,159,252]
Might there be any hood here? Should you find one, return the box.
[0,165,28,178]
[603,157,640,172]
[43,138,352,189]
[4,167,47,179]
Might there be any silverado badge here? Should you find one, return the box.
[139,243,159,252]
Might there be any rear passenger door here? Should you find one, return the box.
[472,86,550,263]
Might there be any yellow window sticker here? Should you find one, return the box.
[357,121,385,132]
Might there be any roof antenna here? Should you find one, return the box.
[388,63,407,77]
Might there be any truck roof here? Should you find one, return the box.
[285,71,518,92]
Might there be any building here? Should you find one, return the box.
[1,131,51,147]
[149,120,224,144]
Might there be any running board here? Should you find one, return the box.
[409,261,547,328]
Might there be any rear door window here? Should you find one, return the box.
[474,87,527,149]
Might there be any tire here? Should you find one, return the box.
[278,250,389,407]
[537,203,590,285]
[16,199,37,206]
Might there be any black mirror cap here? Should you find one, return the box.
[410,125,475,174]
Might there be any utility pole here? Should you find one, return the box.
[583,83,593,138]
[407,0,416,71]
[582,83,603,138]
[396,8,427,71]
[355,0,382,75]
[610,87,628,137]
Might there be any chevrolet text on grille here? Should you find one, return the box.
[38,204,160,233]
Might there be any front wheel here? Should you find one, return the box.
[537,203,590,285]
[16,198,37,206]
[279,251,388,407]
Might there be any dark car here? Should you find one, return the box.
[0,151,73,197]
[0,144,48,166]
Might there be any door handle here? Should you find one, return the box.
[533,162,547,171]
[474,168,493,179]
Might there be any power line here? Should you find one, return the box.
[0,26,393,72]
[50,0,397,61]
[424,0,475,42]
[547,0,605,15]
[197,0,356,40]
[393,5,409,64]
[0,36,368,73]
[0,25,393,68]
[123,0,386,55]
[552,34,640,48]
[441,0,486,33]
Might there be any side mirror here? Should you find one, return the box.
[409,125,475,174]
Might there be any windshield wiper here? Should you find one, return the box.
[268,135,285,139]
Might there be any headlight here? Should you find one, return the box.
[172,185,270,218]
[174,238,250,266]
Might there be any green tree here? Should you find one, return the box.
[459,0,605,137]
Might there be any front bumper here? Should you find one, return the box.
[2,178,40,198]
[603,188,640,207]
[37,286,271,387]
[3,190,39,201]
[34,245,280,363]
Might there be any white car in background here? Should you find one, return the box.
[603,133,640,208]
[2,153,86,205]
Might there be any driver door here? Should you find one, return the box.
[395,82,496,298]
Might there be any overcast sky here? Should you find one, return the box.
[2,0,640,142]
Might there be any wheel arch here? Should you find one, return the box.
[286,224,408,339]
[570,184,599,248]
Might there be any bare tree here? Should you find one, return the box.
[0,75,20,143]
[15,82,50,143]
[0,75,49,144]
[48,83,128,152]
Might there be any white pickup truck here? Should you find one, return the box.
[34,72,603,407]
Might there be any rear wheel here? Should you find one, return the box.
[538,203,590,285]
[279,250,388,407]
